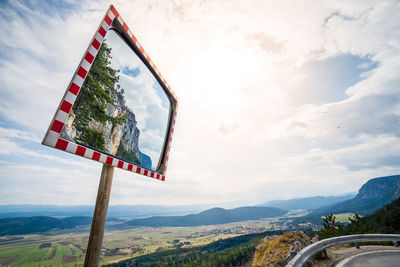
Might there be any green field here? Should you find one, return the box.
[0,216,291,266]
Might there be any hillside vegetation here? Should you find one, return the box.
[0,216,121,235]
[105,230,284,267]
[0,216,92,235]
[320,196,400,239]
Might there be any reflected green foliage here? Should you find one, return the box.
[79,127,106,151]
[116,142,139,165]
[72,41,126,150]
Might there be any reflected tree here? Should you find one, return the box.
[72,41,126,150]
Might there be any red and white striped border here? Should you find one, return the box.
[42,5,178,181]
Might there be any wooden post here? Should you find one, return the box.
[84,164,114,267]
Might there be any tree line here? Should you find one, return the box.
[320,197,400,239]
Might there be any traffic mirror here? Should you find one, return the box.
[42,5,178,180]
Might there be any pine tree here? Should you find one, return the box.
[347,213,367,234]
[72,40,126,150]
[320,214,343,238]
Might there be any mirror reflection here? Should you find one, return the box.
[62,29,170,171]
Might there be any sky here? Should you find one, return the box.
[0,0,399,206]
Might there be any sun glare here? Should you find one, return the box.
[187,40,258,98]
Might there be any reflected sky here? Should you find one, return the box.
[106,30,170,170]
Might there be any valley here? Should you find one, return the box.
[1,175,399,266]
[0,214,300,266]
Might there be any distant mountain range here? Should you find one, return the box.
[312,175,400,216]
[0,216,124,235]
[125,206,287,227]
[0,204,215,219]
[259,194,356,210]
[124,175,400,227]
[0,216,91,235]
[1,175,399,235]
[0,207,286,235]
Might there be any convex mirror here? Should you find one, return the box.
[42,5,178,180]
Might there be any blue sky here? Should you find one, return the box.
[0,0,399,206]
[122,67,140,78]
[290,54,377,105]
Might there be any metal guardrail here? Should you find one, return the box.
[286,234,400,267]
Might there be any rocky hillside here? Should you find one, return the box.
[296,175,400,225]
[109,90,141,166]
[356,175,400,201]
[252,231,325,267]
[317,175,400,216]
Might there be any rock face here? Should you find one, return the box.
[110,90,141,164]
[252,231,325,267]
[65,90,152,169]
[139,151,152,170]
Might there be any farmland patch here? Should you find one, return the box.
[62,255,77,264]
[48,246,57,259]
[39,242,51,249]
[0,254,18,265]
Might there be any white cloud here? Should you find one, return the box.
[283,134,400,169]
[0,135,95,169]
[0,0,106,133]
[0,161,99,205]
[0,127,41,143]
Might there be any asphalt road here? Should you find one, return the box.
[335,250,400,267]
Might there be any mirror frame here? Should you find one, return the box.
[42,5,178,181]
